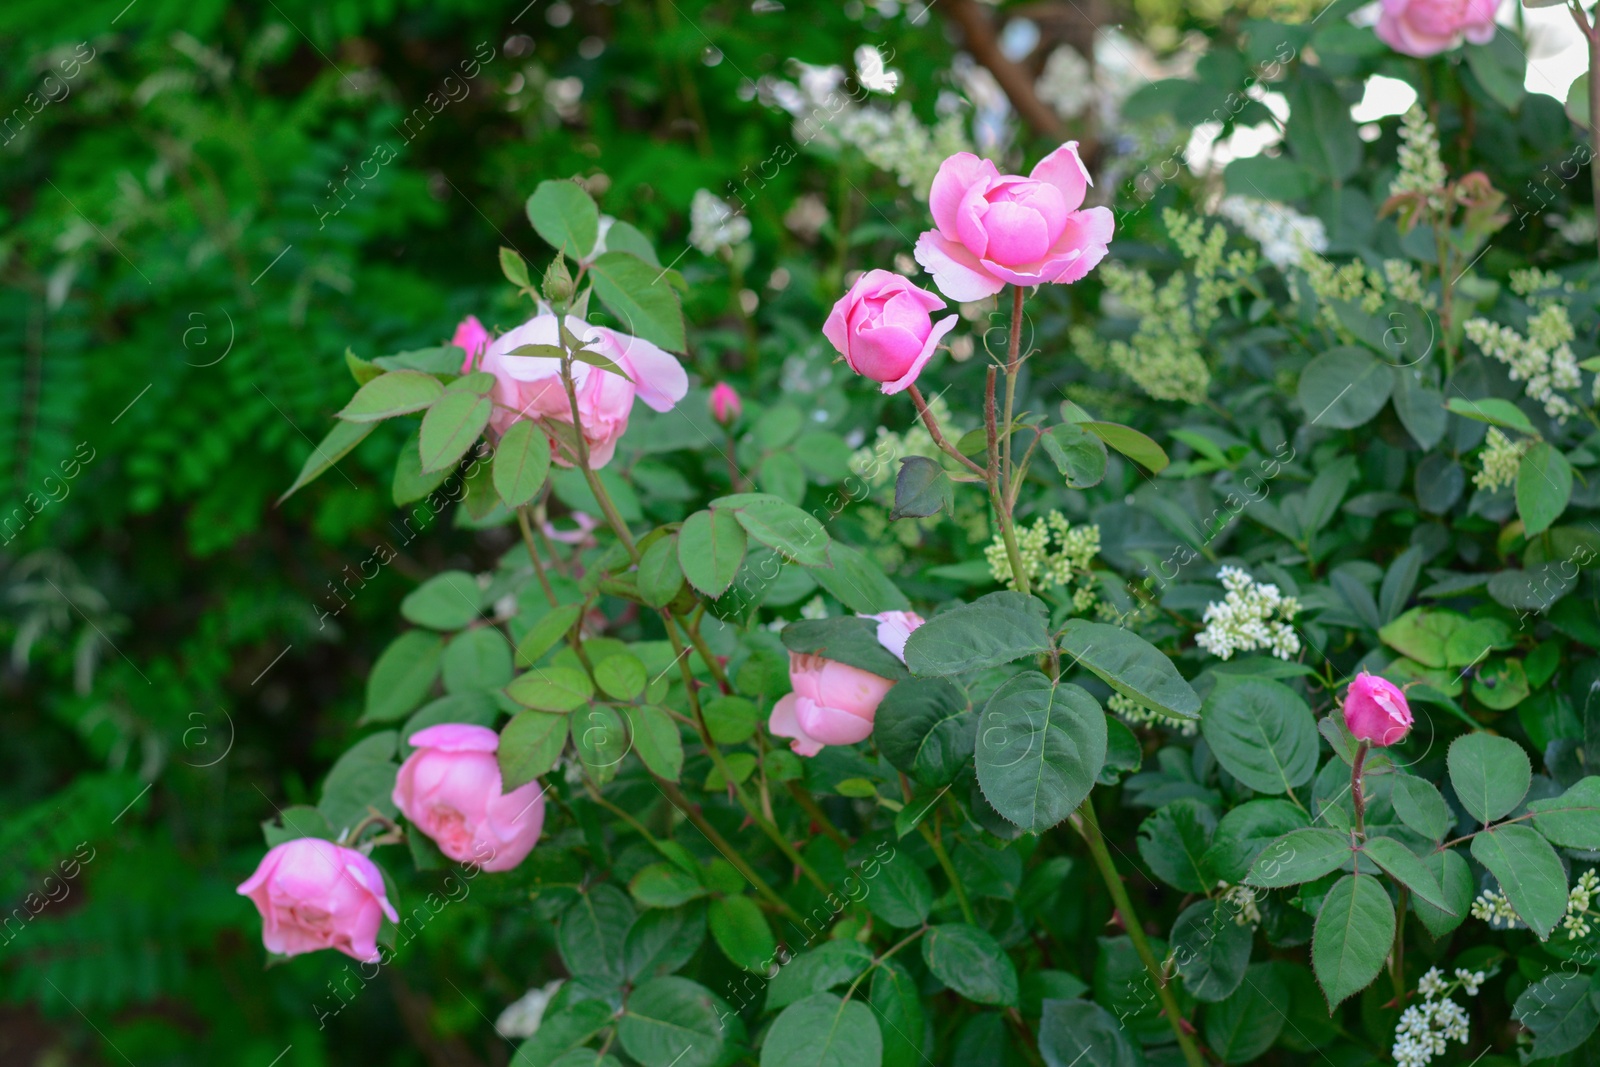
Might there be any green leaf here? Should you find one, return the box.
[507,666,595,712]
[708,894,775,972]
[1378,607,1466,668]
[1038,999,1142,1067]
[1464,29,1526,112]
[1285,71,1362,182]
[1138,799,1216,893]
[589,251,686,353]
[759,993,882,1067]
[1445,395,1537,434]
[319,731,399,833]
[921,924,1018,1006]
[810,542,910,614]
[1447,732,1531,824]
[1529,777,1600,848]
[571,346,635,382]
[1312,874,1394,1009]
[514,999,613,1067]
[559,884,634,982]
[574,705,628,783]
[262,805,336,847]
[594,652,646,702]
[1171,899,1252,1002]
[619,977,729,1067]
[624,905,706,981]
[337,370,443,422]
[782,616,909,681]
[717,494,830,567]
[678,509,746,598]
[1298,347,1392,429]
[624,706,684,781]
[279,418,375,502]
[1471,824,1568,940]
[1204,963,1291,1065]
[630,863,706,909]
[393,427,450,505]
[1059,619,1200,720]
[1514,973,1600,1059]
[1245,827,1352,888]
[362,631,444,724]
[419,391,491,473]
[904,592,1052,677]
[890,455,952,519]
[1200,678,1317,794]
[1080,421,1169,474]
[974,673,1106,833]
[442,628,513,692]
[702,695,757,745]
[499,710,567,789]
[527,180,600,260]
[871,961,928,1067]
[499,245,531,288]
[493,421,552,508]
[864,848,933,928]
[1390,774,1452,841]
[766,940,873,1009]
[636,535,684,608]
[515,605,583,667]
[1361,836,1453,913]
[1518,442,1574,537]
[1412,848,1473,939]
[874,677,976,787]
[1203,798,1310,883]
[1040,423,1107,488]
[401,571,483,630]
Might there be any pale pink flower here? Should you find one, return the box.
[822,270,956,395]
[1375,0,1498,57]
[1343,672,1413,747]
[393,724,546,872]
[237,837,400,962]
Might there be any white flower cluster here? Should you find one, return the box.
[1214,196,1328,270]
[688,188,751,256]
[1510,267,1569,299]
[1393,968,1482,1067]
[1195,567,1301,661]
[1383,259,1435,308]
[1390,106,1447,203]
[985,511,1101,610]
[1470,887,1519,927]
[1219,882,1262,927]
[1564,869,1600,939]
[1035,45,1094,120]
[1109,691,1198,737]
[1473,428,1528,493]
[1463,303,1584,421]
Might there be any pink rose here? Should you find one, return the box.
[914,144,1114,301]
[1375,0,1498,57]
[768,613,923,756]
[822,270,957,395]
[709,382,742,425]
[1343,671,1413,747]
[452,315,492,374]
[393,724,547,872]
[237,837,399,962]
[478,313,689,469]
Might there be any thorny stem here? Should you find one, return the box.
[841,925,928,1002]
[558,345,640,565]
[1574,1,1600,264]
[908,383,985,476]
[987,365,1031,596]
[515,506,559,608]
[653,775,802,923]
[1074,797,1207,1067]
[1352,742,1370,839]
[678,603,732,693]
[786,781,849,848]
[920,810,976,925]
[1001,285,1023,502]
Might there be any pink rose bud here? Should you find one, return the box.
[1375,0,1498,57]
[914,143,1114,302]
[452,315,492,374]
[393,724,547,872]
[822,270,957,395]
[768,613,922,756]
[1343,671,1414,747]
[479,313,688,469]
[709,382,742,425]
[237,837,400,962]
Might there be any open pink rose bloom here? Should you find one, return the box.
[393,723,547,872]
[237,837,400,962]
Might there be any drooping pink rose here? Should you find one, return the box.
[237,837,400,962]
[710,382,742,425]
[452,315,492,374]
[1343,671,1414,747]
[914,144,1114,302]
[768,613,923,756]
[866,610,925,664]
[478,313,689,469]
[393,724,547,872]
[822,270,957,395]
[1374,0,1498,57]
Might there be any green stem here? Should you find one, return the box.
[1075,798,1205,1067]
[653,775,802,923]
[1352,742,1370,840]
[678,604,732,693]
[986,364,1030,596]
[558,347,640,564]
[1001,285,1023,504]
[787,781,849,849]
[919,811,976,925]
[515,506,559,608]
